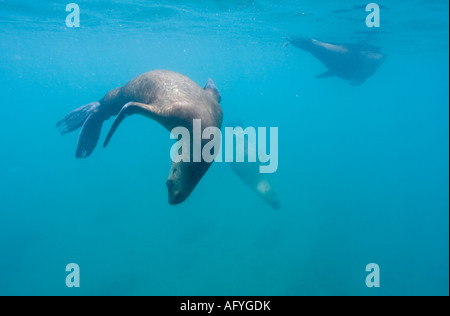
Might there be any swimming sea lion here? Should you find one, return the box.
[57,70,223,205]
[289,37,385,86]
[229,121,281,210]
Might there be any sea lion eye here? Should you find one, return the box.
[166,180,174,190]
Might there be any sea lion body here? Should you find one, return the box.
[290,37,385,86]
[58,70,223,205]
[99,70,222,129]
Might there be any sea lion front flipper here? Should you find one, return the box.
[103,102,163,148]
[316,70,335,79]
[204,79,222,103]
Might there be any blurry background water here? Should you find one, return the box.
[0,0,448,296]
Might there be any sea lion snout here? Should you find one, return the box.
[166,179,186,205]
[169,193,183,205]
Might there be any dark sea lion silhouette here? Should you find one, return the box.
[229,121,281,210]
[289,37,385,86]
[57,70,223,205]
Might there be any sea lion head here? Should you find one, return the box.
[166,161,210,205]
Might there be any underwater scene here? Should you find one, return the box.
[0,0,448,296]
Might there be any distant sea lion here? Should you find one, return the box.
[57,70,223,205]
[229,121,281,210]
[289,37,385,86]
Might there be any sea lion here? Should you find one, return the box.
[289,37,385,86]
[229,121,281,210]
[57,70,223,205]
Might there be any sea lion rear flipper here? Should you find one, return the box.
[316,70,335,79]
[57,102,100,135]
[76,111,104,159]
[57,101,103,159]
[103,102,162,148]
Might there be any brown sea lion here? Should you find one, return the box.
[57,70,223,205]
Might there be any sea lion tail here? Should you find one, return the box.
[57,102,103,159]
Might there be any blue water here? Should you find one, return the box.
[0,0,448,296]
